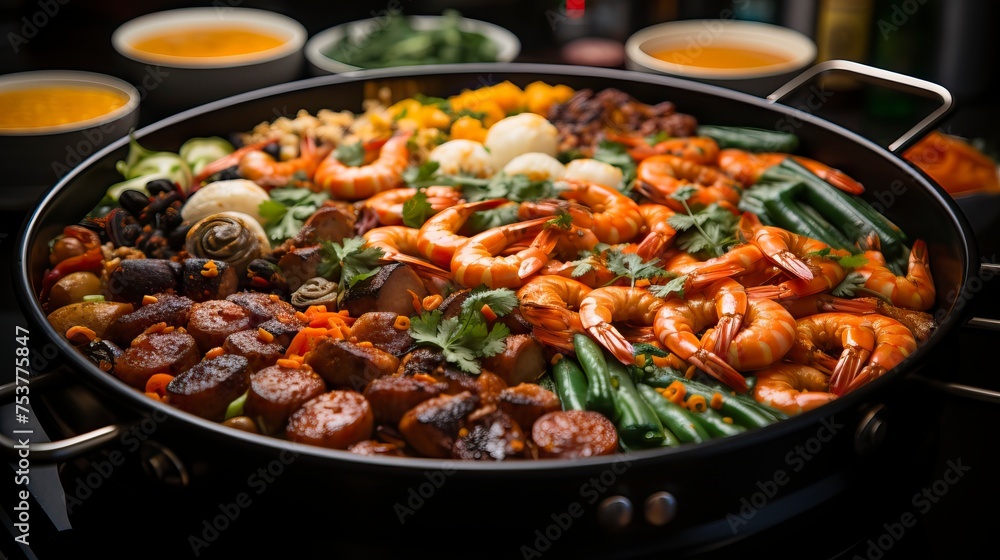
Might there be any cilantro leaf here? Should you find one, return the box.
[667,202,739,259]
[317,237,385,294]
[837,254,870,269]
[645,131,670,146]
[463,204,520,235]
[402,160,441,188]
[258,187,330,245]
[606,248,669,287]
[334,141,365,167]
[593,141,636,187]
[460,287,518,318]
[465,172,555,203]
[648,275,688,299]
[480,322,511,357]
[402,190,435,228]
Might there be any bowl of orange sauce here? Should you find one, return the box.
[0,70,140,202]
[625,19,816,96]
[112,7,306,115]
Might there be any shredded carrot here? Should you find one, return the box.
[257,328,275,343]
[407,289,423,315]
[269,293,280,302]
[458,428,469,438]
[276,358,301,369]
[356,341,374,349]
[635,354,646,367]
[652,355,673,368]
[144,373,175,398]
[422,294,443,311]
[201,261,219,277]
[550,353,564,366]
[284,326,343,358]
[65,325,97,343]
[686,395,707,412]
[662,380,686,404]
[142,295,158,305]
[393,315,410,330]
[480,304,497,322]
[510,439,525,452]
[205,347,226,359]
[635,278,651,288]
[295,311,309,322]
[141,322,169,336]
[161,326,175,334]
[722,417,734,424]
[144,391,165,402]
[684,365,697,379]
[710,392,724,410]
[412,373,438,384]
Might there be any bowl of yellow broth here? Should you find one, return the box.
[0,70,140,201]
[625,19,816,96]
[112,7,306,115]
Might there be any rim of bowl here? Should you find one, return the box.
[305,14,521,74]
[0,70,140,136]
[112,7,307,69]
[625,19,816,79]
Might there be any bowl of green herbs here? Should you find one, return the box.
[305,10,520,75]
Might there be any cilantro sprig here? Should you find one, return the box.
[317,237,385,295]
[258,186,330,245]
[333,141,365,167]
[408,287,518,374]
[605,247,671,287]
[667,189,740,258]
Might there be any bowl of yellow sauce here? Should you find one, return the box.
[625,19,816,96]
[0,70,140,199]
[112,7,306,115]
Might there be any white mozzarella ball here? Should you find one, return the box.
[484,113,559,169]
[502,152,567,182]
[563,158,624,189]
[428,139,494,178]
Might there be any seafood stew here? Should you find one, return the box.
[31,70,954,462]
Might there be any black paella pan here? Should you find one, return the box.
[5,61,993,559]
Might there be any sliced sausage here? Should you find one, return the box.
[452,409,527,461]
[179,258,239,302]
[304,338,400,391]
[398,347,446,376]
[286,390,373,449]
[114,330,200,389]
[226,291,303,327]
[277,245,324,293]
[222,329,287,373]
[476,370,509,406]
[257,318,301,348]
[398,391,479,458]
[340,262,426,318]
[349,312,414,356]
[186,300,252,352]
[105,259,181,305]
[275,203,357,256]
[499,383,562,430]
[103,294,194,347]
[245,364,326,435]
[531,410,619,459]
[481,334,547,386]
[47,301,134,341]
[363,374,449,426]
[166,354,252,422]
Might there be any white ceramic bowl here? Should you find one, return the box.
[625,19,816,96]
[0,70,140,200]
[112,7,307,114]
[305,15,521,75]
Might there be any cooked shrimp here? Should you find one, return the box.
[752,363,836,415]
[416,198,509,268]
[659,248,749,293]
[786,313,916,396]
[360,186,463,227]
[700,295,797,371]
[238,135,329,188]
[518,179,643,244]
[578,286,665,366]
[363,226,448,273]
[717,148,864,195]
[635,204,677,260]
[777,293,879,318]
[857,236,935,311]
[538,256,617,289]
[605,133,720,164]
[634,154,742,212]
[314,133,410,200]
[652,282,749,392]
[852,297,937,343]
[517,275,592,352]
[450,217,560,289]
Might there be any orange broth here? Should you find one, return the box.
[130,26,285,59]
[0,87,129,130]
[649,44,792,69]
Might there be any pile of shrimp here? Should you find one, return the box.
[229,81,938,417]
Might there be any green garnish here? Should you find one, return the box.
[317,237,385,293]
[258,187,330,245]
[593,140,637,188]
[402,190,435,228]
[667,191,740,258]
[605,248,670,287]
[333,141,365,167]
[409,287,517,374]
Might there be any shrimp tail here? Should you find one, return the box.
[793,156,865,195]
[637,232,673,261]
[383,253,450,274]
[587,324,635,366]
[828,346,872,395]
[689,348,747,393]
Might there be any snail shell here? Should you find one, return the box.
[185,211,270,275]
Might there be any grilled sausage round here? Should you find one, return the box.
[286,391,374,449]
[114,330,200,389]
[245,364,326,435]
[531,410,619,459]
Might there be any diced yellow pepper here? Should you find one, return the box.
[449,115,487,143]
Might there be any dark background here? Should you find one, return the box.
[1,1,998,559]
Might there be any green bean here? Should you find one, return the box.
[552,356,588,411]
[572,333,617,420]
[607,357,664,447]
[636,383,709,444]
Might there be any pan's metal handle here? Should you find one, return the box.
[767,59,954,154]
[0,371,128,463]
[965,262,1000,332]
